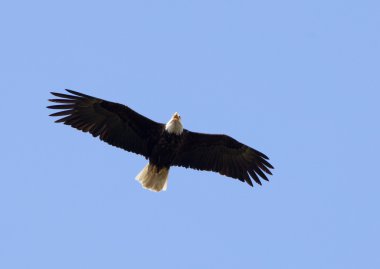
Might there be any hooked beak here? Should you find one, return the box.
[173,113,180,120]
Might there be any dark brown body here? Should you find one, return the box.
[149,131,183,170]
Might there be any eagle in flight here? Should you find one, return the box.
[48,90,274,192]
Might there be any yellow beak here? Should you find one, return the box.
[173,113,180,120]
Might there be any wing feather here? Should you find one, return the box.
[48,89,164,158]
[172,130,273,187]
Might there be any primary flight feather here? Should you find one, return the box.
[48,90,274,192]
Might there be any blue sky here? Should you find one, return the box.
[1,1,379,268]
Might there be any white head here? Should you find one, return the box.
[165,112,183,135]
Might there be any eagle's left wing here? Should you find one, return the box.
[172,130,273,186]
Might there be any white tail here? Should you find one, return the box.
[135,163,169,192]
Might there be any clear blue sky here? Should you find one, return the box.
[1,1,379,268]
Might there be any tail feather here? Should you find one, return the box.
[135,163,169,192]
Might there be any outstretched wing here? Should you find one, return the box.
[48,89,164,158]
[172,130,274,187]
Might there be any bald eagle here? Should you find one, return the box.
[48,90,273,192]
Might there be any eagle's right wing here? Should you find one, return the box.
[48,89,164,158]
